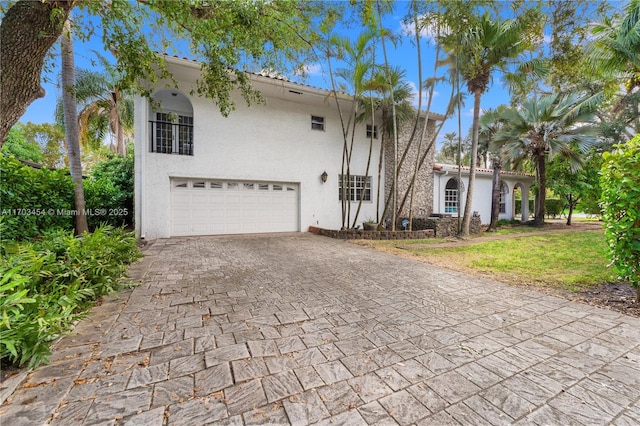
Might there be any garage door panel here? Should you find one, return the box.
[171,179,299,236]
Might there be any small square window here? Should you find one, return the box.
[366,124,378,139]
[311,116,325,131]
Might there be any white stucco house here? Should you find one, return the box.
[134,55,535,240]
[432,163,535,223]
[134,55,390,240]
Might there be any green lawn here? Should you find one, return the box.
[362,230,616,292]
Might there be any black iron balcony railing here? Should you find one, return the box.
[149,120,194,155]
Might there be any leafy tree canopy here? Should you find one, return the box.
[1,126,44,164]
[0,0,337,143]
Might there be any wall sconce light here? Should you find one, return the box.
[320,171,328,183]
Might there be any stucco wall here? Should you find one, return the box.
[432,169,533,224]
[135,70,382,239]
[382,117,436,227]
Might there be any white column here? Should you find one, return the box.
[521,185,529,222]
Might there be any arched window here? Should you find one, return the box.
[499,182,508,213]
[150,90,194,155]
[445,178,461,213]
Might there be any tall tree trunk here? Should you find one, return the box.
[460,89,482,238]
[534,152,546,227]
[112,88,126,156]
[487,156,502,232]
[0,0,74,144]
[566,194,574,226]
[116,119,125,156]
[377,0,397,231]
[61,20,88,235]
[376,123,385,223]
[351,91,376,228]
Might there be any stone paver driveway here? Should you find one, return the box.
[2,234,639,425]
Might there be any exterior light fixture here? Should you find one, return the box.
[321,171,328,183]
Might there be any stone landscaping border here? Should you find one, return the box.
[308,226,435,240]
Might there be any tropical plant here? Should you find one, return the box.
[443,12,536,237]
[600,135,640,303]
[55,66,134,156]
[435,132,460,164]
[588,0,640,140]
[60,19,88,235]
[328,28,378,229]
[492,93,601,226]
[477,106,509,232]
[0,226,141,369]
[365,67,416,225]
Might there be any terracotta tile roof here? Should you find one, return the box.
[434,163,535,177]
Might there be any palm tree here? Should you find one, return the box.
[492,93,601,227]
[364,67,415,224]
[55,58,134,156]
[436,132,459,163]
[590,0,640,93]
[479,107,508,232]
[444,13,533,237]
[589,0,640,139]
[61,20,88,235]
[328,29,377,229]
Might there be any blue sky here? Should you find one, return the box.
[19,2,515,150]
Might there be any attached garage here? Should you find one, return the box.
[170,178,299,236]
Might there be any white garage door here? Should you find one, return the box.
[171,178,299,236]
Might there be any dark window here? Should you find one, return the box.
[150,112,194,155]
[339,174,371,202]
[311,115,325,131]
[366,124,378,139]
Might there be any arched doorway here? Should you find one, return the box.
[512,183,531,222]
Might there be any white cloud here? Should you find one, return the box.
[293,63,323,78]
[399,14,449,41]
[408,80,439,109]
[463,107,485,118]
[303,63,323,76]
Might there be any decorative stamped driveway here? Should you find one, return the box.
[2,234,639,425]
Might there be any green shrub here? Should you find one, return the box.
[0,150,135,240]
[0,226,141,369]
[515,199,534,217]
[88,153,134,226]
[545,199,564,218]
[0,154,74,240]
[601,136,640,301]
[84,177,128,228]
